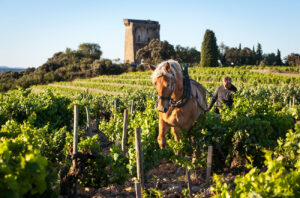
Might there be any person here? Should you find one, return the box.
[206,76,237,114]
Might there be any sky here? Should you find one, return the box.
[0,0,299,68]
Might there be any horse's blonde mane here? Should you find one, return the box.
[151,59,183,83]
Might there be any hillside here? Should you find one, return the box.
[0,43,135,92]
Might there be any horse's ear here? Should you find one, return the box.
[149,64,156,72]
[165,62,171,72]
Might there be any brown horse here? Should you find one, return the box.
[150,60,206,148]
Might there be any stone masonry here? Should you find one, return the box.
[123,19,160,64]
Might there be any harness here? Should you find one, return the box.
[156,64,192,110]
[170,65,191,108]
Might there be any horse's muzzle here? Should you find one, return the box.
[158,107,168,113]
[156,99,169,113]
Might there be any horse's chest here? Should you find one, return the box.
[163,108,184,126]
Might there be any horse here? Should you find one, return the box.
[150,60,207,148]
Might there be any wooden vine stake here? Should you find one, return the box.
[121,109,129,156]
[293,96,295,106]
[73,104,79,198]
[85,106,92,136]
[135,182,142,198]
[131,100,135,119]
[113,99,118,121]
[114,99,118,110]
[135,127,144,192]
[206,145,213,184]
[185,166,192,197]
[131,100,134,114]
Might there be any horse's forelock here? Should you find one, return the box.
[151,60,182,84]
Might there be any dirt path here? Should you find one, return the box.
[250,69,300,77]
[77,161,215,198]
[73,81,153,88]
[90,77,151,81]
[47,84,122,95]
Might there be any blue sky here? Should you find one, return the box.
[0,0,299,68]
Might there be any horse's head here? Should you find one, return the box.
[150,61,178,113]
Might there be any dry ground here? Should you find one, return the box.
[250,69,299,76]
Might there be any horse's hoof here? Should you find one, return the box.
[157,140,166,149]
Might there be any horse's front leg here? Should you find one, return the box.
[171,127,181,142]
[158,117,170,149]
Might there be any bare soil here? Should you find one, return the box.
[70,122,237,198]
[250,69,299,77]
[76,161,218,198]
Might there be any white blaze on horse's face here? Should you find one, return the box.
[155,75,172,112]
[150,62,173,113]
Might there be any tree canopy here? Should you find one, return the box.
[136,39,176,65]
[175,45,200,64]
[78,43,102,59]
[285,53,300,66]
[200,29,219,67]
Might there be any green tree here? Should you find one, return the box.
[175,45,200,64]
[200,29,219,67]
[240,47,256,65]
[78,43,102,59]
[260,53,277,66]
[222,46,256,66]
[256,43,263,65]
[284,53,300,66]
[224,48,239,66]
[219,42,230,66]
[136,39,176,65]
[276,49,283,66]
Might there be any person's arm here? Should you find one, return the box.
[231,84,237,93]
[207,87,219,111]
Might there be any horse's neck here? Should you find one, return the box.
[171,72,184,101]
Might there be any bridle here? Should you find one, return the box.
[155,73,176,109]
[155,66,192,111]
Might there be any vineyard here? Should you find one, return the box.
[1,65,300,197]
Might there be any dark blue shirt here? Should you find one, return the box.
[208,84,237,110]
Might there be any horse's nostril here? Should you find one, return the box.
[164,107,168,112]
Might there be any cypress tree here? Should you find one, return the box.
[276,49,283,66]
[200,29,219,67]
[256,43,263,65]
[252,46,256,65]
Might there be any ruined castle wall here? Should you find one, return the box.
[124,19,160,64]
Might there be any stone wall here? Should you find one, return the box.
[124,19,160,64]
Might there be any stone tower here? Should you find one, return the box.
[123,19,160,64]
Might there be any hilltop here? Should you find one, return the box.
[0,43,136,92]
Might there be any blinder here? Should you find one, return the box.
[155,76,175,109]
